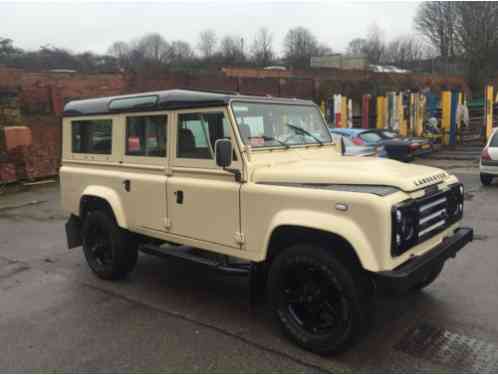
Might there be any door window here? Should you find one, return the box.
[177,112,231,159]
[126,115,167,157]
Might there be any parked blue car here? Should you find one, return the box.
[329,128,432,162]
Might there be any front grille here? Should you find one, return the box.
[417,192,449,241]
[392,183,463,256]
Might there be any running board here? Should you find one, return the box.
[140,244,250,276]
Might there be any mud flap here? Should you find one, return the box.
[65,214,82,249]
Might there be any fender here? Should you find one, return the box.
[81,185,128,229]
[263,209,382,272]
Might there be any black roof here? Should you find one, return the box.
[63,89,314,117]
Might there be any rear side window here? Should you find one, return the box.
[126,115,167,157]
[72,119,112,154]
[490,133,498,147]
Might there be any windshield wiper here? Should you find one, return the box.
[249,136,290,149]
[286,123,324,146]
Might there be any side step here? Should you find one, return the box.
[140,244,250,276]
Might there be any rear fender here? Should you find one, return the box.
[81,185,128,228]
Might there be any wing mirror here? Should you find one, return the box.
[335,135,346,156]
[215,138,233,168]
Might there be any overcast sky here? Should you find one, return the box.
[1,1,421,55]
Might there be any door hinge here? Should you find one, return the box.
[163,218,171,230]
[234,232,245,245]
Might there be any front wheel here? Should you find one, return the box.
[480,173,494,186]
[82,210,138,280]
[267,244,370,355]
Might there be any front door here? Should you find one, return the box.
[167,108,242,249]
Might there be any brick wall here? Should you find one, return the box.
[0,65,472,183]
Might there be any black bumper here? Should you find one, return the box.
[372,227,473,293]
[65,214,82,249]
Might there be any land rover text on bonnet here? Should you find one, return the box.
[61,89,473,354]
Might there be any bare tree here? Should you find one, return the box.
[283,26,320,68]
[384,36,425,69]
[107,41,130,69]
[414,2,458,60]
[136,33,170,64]
[219,35,245,64]
[250,27,274,66]
[0,37,17,56]
[363,24,385,64]
[346,38,368,56]
[197,29,217,59]
[454,2,498,88]
[168,40,195,64]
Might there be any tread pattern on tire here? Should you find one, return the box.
[82,210,138,280]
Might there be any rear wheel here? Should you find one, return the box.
[82,210,138,280]
[267,244,370,355]
[480,173,493,186]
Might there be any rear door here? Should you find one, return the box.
[119,112,169,232]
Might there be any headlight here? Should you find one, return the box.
[392,201,419,256]
[447,183,464,222]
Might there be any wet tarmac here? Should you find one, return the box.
[0,160,497,372]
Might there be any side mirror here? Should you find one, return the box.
[335,135,346,156]
[215,138,232,168]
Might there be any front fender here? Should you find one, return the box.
[263,209,382,271]
[81,185,128,228]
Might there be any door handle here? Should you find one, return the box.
[175,190,184,204]
[123,179,131,192]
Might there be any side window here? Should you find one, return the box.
[177,112,234,160]
[126,115,167,157]
[72,119,112,154]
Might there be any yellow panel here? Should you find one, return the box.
[441,91,451,145]
[486,85,494,140]
[378,96,386,129]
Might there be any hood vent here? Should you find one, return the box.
[414,172,447,188]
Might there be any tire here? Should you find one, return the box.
[480,173,493,186]
[267,244,370,355]
[82,210,138,280]
[409,263,443,292]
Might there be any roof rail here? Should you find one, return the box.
[179,87,240,96]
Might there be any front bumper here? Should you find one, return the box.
[372,227,473,293]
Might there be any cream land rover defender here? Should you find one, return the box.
[61,89,473,354]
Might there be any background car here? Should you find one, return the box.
[480,128,498,185]
[329,132,379,157]
[330,128,432,162]
[376,129,433,158]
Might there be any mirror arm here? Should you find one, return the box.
[223,167,242,182]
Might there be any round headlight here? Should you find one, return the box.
[400,214,416,241]
[396,209,403,223]
[459,185,464,195]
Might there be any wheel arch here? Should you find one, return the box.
[79,186,128,228]
[261,210,382,272]
[266,225,365,271]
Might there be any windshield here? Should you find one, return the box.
[381,130,399,139]
[231,101,332,148]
